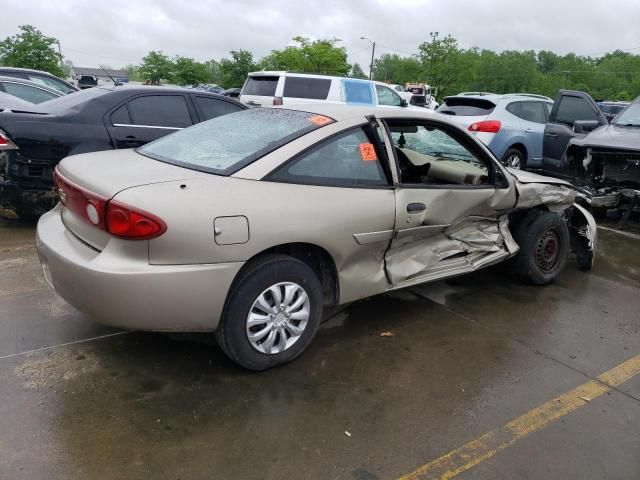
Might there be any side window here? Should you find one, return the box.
[375,85,402,107]
[26,74,75,94]
[555,96,600,126]
[544,102,552,121]
[343,80,375,105]
[386,121,490,186]
[283,77,331,100]
[506,101,522,118]
[519,102,547,124]
[110,105,131,125]
[1,82,58,104]
[127,95,192,128]
[269,128,388,187]
[195,96,243,120]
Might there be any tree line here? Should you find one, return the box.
[2,26,639,101]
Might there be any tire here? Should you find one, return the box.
[511,210,569,285]
[501,147,526,170]
[216,254,324,371]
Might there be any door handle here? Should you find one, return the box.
[525,128,535,133]
[246,101,260,106]
[407,202,426,213]
[544,132,558,138]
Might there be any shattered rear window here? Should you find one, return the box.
[137,108,334,175]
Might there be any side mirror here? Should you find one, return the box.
[494,168,510,188]
[400,99,408,107]
[574,120,599,134]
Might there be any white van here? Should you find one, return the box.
[240,72,421,111]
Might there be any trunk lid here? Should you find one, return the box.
[56,149,208,250]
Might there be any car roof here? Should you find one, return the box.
[444,92,553,103]
[0,67,78,88]
[273,102,442,123]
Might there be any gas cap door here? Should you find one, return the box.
[213,216,250,245]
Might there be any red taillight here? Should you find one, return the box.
[272,96,283,106]
[468,120,501,133]
[54,166,166,240]
[53,167,109,229]
[106,201,167,240]
[0,129,18,151]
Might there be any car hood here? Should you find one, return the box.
[506,167,573,186]
[571,124,640,151]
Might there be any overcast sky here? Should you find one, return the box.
[3,0,640,72]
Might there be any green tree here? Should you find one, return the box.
[350,63,367,79]
[0,25,64,77]
[219,49,256,88]
[372,54,422,84]
[417,34,461,97]
[173,56,210,86]
[124,64,141,82]
[260,37,350,75]
[205,59,222,85]
[138,51,174,85]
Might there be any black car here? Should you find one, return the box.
[541,90,640,210]
[0,86,247,218]
[0,67,78,94]
[77,75,98,89]
[598,101,630,123]
[221,87,241,98]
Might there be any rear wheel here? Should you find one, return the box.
[501,147,526,170]
[511,211,569,285]
[216,254,323,371]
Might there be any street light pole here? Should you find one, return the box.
[56,40,64,71]
[360,37,376,80]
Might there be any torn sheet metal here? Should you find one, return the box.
[385,216,512,283]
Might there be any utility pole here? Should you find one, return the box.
[360,37,376,80]
[56,40,64,72]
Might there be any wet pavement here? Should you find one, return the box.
[0,217,639,479]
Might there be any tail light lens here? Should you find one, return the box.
[106,201,167,239]
[273,96,283,106]
[54,167,166,240]
[468,120,501,133]
[0,129,18,151]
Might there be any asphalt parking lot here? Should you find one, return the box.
[1,216,639,479]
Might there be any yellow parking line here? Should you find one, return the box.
[398,354,640,480]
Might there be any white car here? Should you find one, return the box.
[240,71,424,112]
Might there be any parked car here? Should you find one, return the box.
[239,71,415,111]
[0,91,34,112]
[437,93,553,170]
[36,104,596,370]
[0,66,78,94]
[389,84,413,103]
[194,84,223,94]
[597,101,630,122]
[220,87,241,98]
[405,83,439,110]
[77,74,98,89]
[0,75,63,104]
[0,86,247,219]
[541,91,640,210]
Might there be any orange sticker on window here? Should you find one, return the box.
[359,143,378,161]
[308,115,333,126]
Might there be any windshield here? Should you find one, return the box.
[612,102,640,126]
[137,108,335,175]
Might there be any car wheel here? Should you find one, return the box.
[501,148,526,170]
[216,254,324,371]
[511,211,569,285]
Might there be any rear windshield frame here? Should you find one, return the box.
[136,108,336,176]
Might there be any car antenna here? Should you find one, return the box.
[99,65,121,87]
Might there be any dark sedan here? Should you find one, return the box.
[0,86,247,219]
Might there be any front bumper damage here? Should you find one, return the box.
[0,150,58,219]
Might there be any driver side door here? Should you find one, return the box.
[380,118,517,288]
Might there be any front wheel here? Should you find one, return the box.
[511,211,569,285]
[216,254,324,371]
[501,147,526,170]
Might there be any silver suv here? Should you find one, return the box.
[437,93,553,169]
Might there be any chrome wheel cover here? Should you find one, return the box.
[246,282,310,354]
[506,153,522,169]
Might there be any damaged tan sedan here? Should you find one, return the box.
[36,106,597,370]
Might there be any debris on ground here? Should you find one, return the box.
[379,331,395,337]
